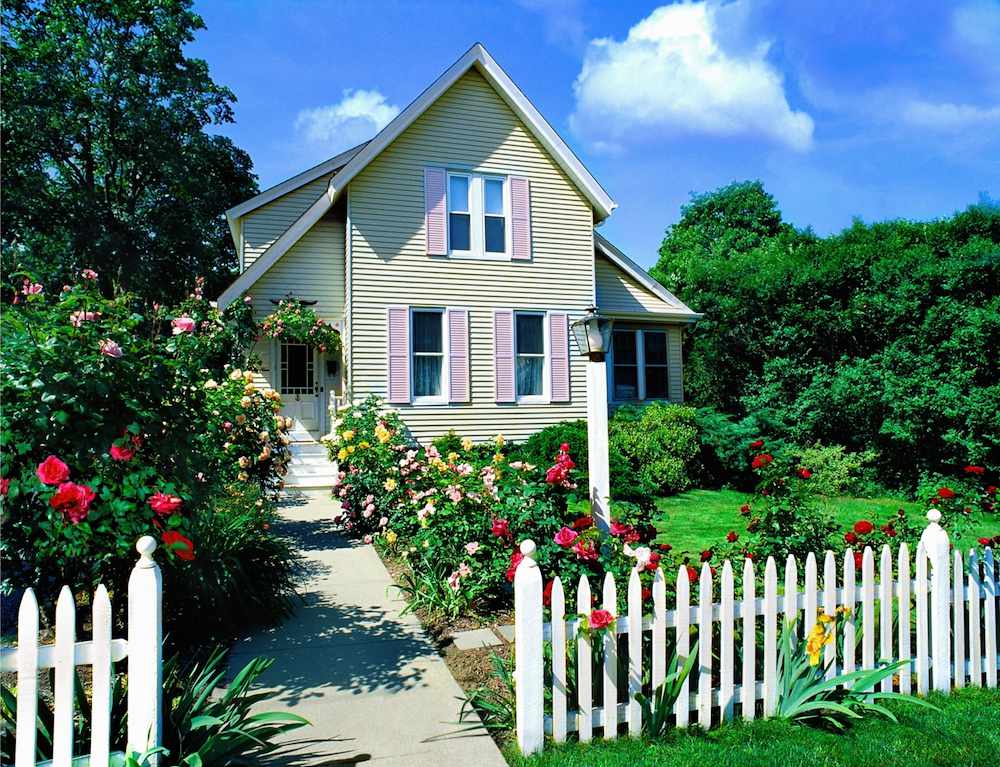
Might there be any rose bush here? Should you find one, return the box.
[0,271,294,644]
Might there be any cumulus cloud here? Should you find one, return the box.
[569,1,814,153]
[902,100,1000,131]
[294,89,400,154]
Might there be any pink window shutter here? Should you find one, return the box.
[549,312,570,402]
[510,176,531,260]
[424,168,447,256]
[494,309,515,403]
[387,306,410,404]
[448,309,470,402]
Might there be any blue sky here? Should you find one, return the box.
[190,0,999,267]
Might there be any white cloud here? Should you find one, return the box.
[294,89,400,154]
[569,1,814,152]
[902,100,1000,131]
[517,0,586,50]
[951,1,1000,62]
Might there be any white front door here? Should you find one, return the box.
[278,342,322,435]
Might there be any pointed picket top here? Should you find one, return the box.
[53,586,77,767]
[576,574,593,742]
[897,542,912,694]
[551,576,567,744]
[627,568,643,735]
[822,550,838,678]
[601,571,618,739]
[741,556,757,721]
[652,567,667,692]
[15,588,40,767]
[784,554,799,639]
[719,559,735,722]
[91,585,114,767]
[674,563,691,726]
[762,556,778,716]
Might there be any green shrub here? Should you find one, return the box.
[520,420,589,477]
[609,403,699,498]
[796,443,876,496]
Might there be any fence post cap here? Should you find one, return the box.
[136,536,158,565]
[519,539,537,559]
[927,508,942,524]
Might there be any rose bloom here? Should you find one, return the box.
[81,268,98,280]
[553,526,579,547]
[148,491,183,516]
[491,518,511,538]
[171,316,196,334]
[700,549,713,562]
[937,487,956,499]
[751,453,773,470]
[797,467,812,479]
[726,530,738,543]
[50,482,96,523]
[589,609,615,630]
[162,530,195,561]
[572,515,594,530]
[465,541,480,555]
[99,339,123,358]
[964,465,986,476]
[750,439,765,449]
[505,550,524,582]
[573,539,598,561]
[844,531,858,545]
[853,520,874,535]
[37,455,70,485]
[109,443,135,461]
[0,478,9,496]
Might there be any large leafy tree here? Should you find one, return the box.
[1,0,257,302]
[653,182,1000,487]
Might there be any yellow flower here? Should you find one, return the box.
[342,429,355,442]
[384,478,397,491]
[337,448,348,461]
[374,423,392,444]
[494,433,505,447]
[240,396,252,408]
[493,453,505,464]
[243,371,254,383]
[359,441,371,449]
[385,531,398,545]
[805,616,836,666]
[461,436,474,451]
[347,445,355,454]
[447,451,460,464]
[229,369,243,381]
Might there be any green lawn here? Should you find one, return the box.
[506,687,1000,767]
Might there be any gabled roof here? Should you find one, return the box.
[219,43,616,308]
[594,231,702,322]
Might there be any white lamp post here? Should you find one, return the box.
[570,306,613,534]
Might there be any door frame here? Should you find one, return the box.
[274,339,326,436]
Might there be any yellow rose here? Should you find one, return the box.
[374,424,392,444]
[447,452,459,464]
[384,478,397,491]
[385,531,398,545]
[342,430,355,442]
[240,396,252,408]
[337,448,348,461]
[243,371,255,383]
[347,445,355,454]
[359,441,371,449]
[229,369,243,381]
[461,436,474,451]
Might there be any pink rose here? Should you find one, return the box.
[109,443,135,462]
[147,491,183,516]
[49,482,96,523]
[37,456,70,485]
[1,477,10,496]
[589,609,615,630]
[553,526,579,548]
[81,269,98,281]
[171,316,196,335]
[491,518,511,538]
[573,539,598,561]
[99,339,123,358]
[505,550,524,582]
[465,541,480,555]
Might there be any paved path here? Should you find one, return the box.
[230,490,508,767]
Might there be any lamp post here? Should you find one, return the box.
[570,306,613,534]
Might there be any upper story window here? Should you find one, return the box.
[447,172,509,258]
[412,308,446,403]
[612,328,669,402]
[515,311,546,401]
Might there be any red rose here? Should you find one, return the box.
[751,453,773,470]
[937,487,956,499]
[147,491,183,516]
[647,551,661,571]
[641,587,652,602]
[700,549,712,562]
[844,531,858,545]
[686,566,698,583]
[0,477,8,496]
[589,609,614,630]
[543,580,554,607]
[559,443,570,452]
[853,551,863,569]
[726,531,738,543]
[739,503,751,515]
[610,521,631,538]
[553,526,579,548]
[572,515,594,530]
[750,439,765,449]
[986,485,997,496]
[853,520,874,535]
[964,465,985,476]
[49,482,96,523]
[109,443,136,462]
[505,550,524,582]
[976,537,991,546]
[797,468,812,479]
[573,539,599,561]
[491,518,511,538]
[162,530,195,561]
[37,455,70,485]
[658,543,673,552]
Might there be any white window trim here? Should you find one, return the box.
[410,307,450,406]
[447,171,511,260]
[514,310,550,404]
[609,328,670,403]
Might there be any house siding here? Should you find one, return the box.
[242,174,334,269]
[347,68,594,442]
[596,254,678,314]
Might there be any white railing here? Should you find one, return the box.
[1,537,163,767]
[513,511,999,754]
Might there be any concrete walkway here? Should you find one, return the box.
[230,490,508,767]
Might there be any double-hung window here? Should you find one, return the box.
[612,328,670,401]
[447,172,508,257]
[411,309,446,403]
[515,311,546,400]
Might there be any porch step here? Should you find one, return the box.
[284,440,339,489]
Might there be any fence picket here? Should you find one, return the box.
[952,551,965,690]
[719,560,735,722]
[784,555,798,642]
[15,589,40,767]
[879,546,893,692]
[53,586,76,767]
[652,568,666,694]
[984,547,997,688]
[741,558,756,721]
[576,575,592,742]
[674,565,691,726]
[513,541,543,755]
[602,573,617,739]
[823,552,837,678]
[842,550,856,680]
[763,557,778,716]
[91,585,113,767]
[627,568,642,735]
[968,550,982,688]
[698,564,713,728]
[551,577,567,743]
[916,543,929,695]
[862,548,876,682]
[898,543,912,694]
[804,552,818,628]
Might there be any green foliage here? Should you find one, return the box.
[634,650,699,739]
[795,444,876,497]
[459,652,516,734]
[258,298,342,356]
[609,403,699,499]
[520,420,590,477]
[653,182,1000,490]
[1,0,258,303]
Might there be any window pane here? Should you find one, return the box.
[449,175,469,212]
[613,331,636,364]
[449,213,471,251]
[517,356,543,396]
[613,365,638,400]
[645,367,669,399]
[484,178,504,214]
[485,216,505,253]
[413,356,442,397]
[282,343,310,392]
[644,332,668,365]
[516,314,544,354]
[412,311,442,353]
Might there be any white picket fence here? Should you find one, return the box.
[0,537,163,767]
[513,511,1000,754]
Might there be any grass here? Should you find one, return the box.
[505,686,1000,767]
[652,488,995,554]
